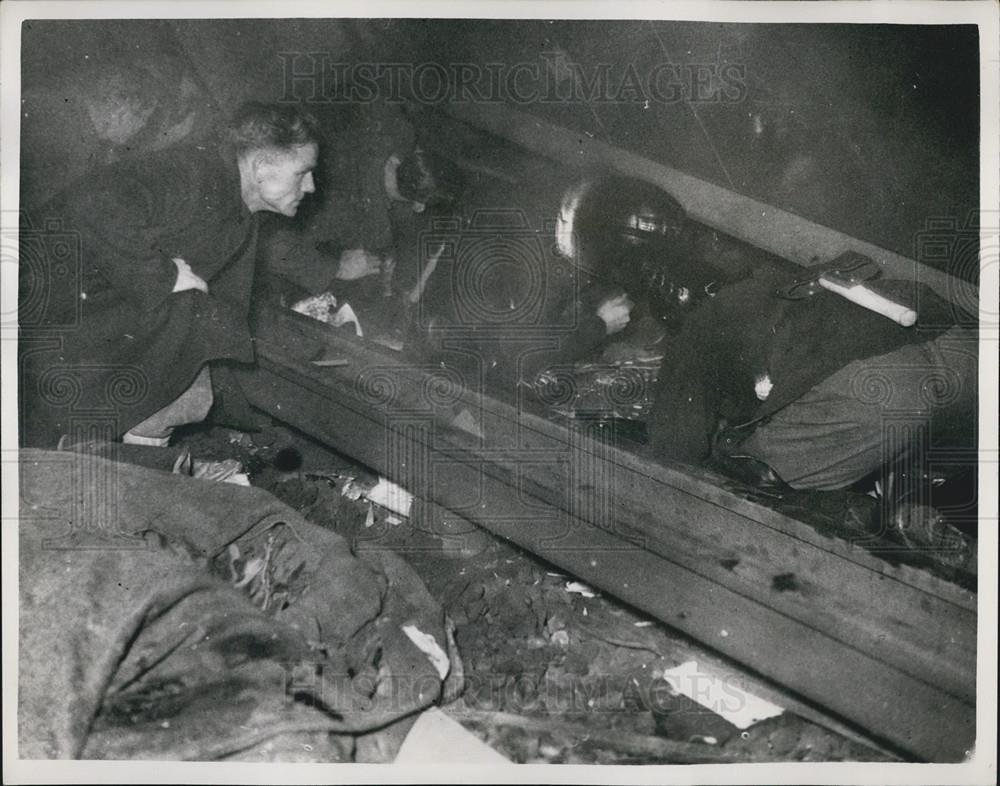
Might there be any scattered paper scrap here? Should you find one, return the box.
[191,458,248,485]
[341,480,364,501]
[331,302,364,337]
[395,708,508,764]
[565,581,598,598]
[754,372,773,401]
[401,624,450,680]
[451,408,483,438]
[660,660,784,729]
[291,292,338,322]
[292,293,364,337]
[366,477,414,518]
[310,358,350,368]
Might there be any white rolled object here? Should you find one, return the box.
[407,242,447,304]
[818,275,918,327]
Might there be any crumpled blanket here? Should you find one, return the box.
[18,448,458,761]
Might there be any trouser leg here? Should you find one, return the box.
[741,327,978,491]
[124,366,214,445]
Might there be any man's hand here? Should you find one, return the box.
[596,292,633,335]
[171,257,208,294]
[335,248,383,281]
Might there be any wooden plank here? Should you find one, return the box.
[237,303,977,761]
[440,102,976,312]
[493,416,976,701]
[256,306,974,603]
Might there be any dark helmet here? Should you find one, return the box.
[556,175,687,286]
[556,175,717,330]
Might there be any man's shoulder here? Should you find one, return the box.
[102,146,237,210]
[53,144,240,231]
[116,144,230,185]
[707,268,965,327]
[687,270,787,326]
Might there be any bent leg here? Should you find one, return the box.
[124,365,214,445]
[741,327,978,491]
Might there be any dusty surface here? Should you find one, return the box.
[177,421,897,764]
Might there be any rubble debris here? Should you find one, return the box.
[168,423,897,764]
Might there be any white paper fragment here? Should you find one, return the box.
[754,373,773,401]
[660,660,784,729]
[565,580,598,598]
[401,624,450,680]
[366,477,414,517]
[451,408,483,438]
[364,503,375,528]
[341,480,364,501]
[386,514,402,526]
[331,303,364,337]
[395,708,508,764]
[291,292,338,321]
[633,621,653,628]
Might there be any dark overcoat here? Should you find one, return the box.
[20,145,260,445]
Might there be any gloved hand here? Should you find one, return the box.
[336,248,383,281]
[596,292,634,335]
[172,257,208,294]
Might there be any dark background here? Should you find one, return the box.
[20,19,980,279]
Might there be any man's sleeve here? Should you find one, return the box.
[64,168,185,311]
[517,291,609,384]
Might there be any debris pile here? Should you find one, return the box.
[176,423,896,764]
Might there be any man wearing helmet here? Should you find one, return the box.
[555,176,735,345]
[550,176,977,561]
[515,174,753,396]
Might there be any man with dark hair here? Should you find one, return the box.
[20,102,320,448]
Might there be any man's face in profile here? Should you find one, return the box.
[255,142,318,217]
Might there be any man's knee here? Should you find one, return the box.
[744,331,978,490]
